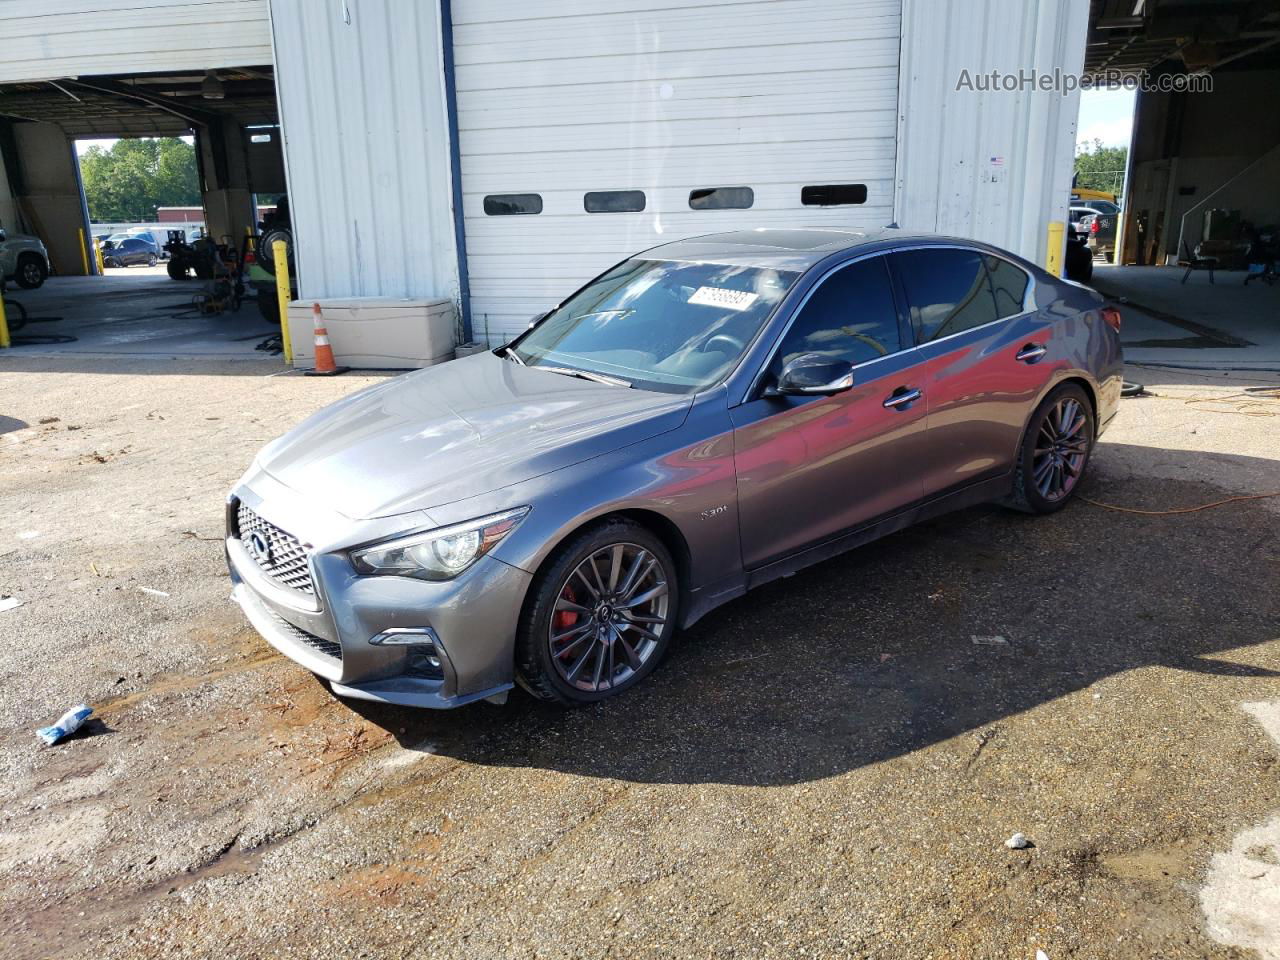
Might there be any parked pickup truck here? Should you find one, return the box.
[0,228,50,289]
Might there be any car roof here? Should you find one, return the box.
[640,227,981,270]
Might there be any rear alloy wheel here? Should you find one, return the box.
[517,520,678,704]
[16,255,47,289]
[1008,383,1094,514]
[147,253,158,267]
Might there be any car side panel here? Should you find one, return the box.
[729,349,928,568]
[1029,272,1124,429]
[433,388,747,625]
[912,310,1059,496]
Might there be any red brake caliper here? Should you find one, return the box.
[553,584,579,657]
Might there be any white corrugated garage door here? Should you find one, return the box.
[452,0,902,342]
[0,0,273,83]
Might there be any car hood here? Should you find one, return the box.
[257,352,692,520]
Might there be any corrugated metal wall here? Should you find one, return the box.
[894,0,1088,271]
[269,0,459,307]
[263,0,1086,326]
[0,0,273,83]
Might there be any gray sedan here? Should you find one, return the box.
[227,228,1123,708]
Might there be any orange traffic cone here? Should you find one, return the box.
[305,302,349,376]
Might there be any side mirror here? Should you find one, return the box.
[767,353,855,397]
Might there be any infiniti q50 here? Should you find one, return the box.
[226,228,1122,708]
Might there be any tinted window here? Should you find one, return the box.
[986,256,1030,317]
[584,190,645,213]
[895,248,1028,343]
[773,257,901,376]
[800,184,867,206]
[689,186,754,210]
[122,239,144,250]
[484,194,542,216]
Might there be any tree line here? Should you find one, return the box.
[1074,138,1128,196]
[80,137,200,223]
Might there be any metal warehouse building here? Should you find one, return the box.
[3,0,1275,360]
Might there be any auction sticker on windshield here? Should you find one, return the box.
[688,287,759,311]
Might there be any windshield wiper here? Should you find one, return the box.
[535,365,632,388]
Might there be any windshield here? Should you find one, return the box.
[510,258,799,393]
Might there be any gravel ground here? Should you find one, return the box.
[0,354,1277,960]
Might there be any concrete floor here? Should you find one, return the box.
[1093,264,1280,372]
[0,356,1277,960]
[1,268,280,362]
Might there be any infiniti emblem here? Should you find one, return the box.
[246,531,272,564]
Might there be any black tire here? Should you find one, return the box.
[4,298,28,331]
[15,254,47,289]
[147,253,158,267]
[167,259,190,281]
[259,227,293,277]
[516,518,679,705]
[256,292,280,324]
[1065,241,1093,283]
[1006,383,1095,515]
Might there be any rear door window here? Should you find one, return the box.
[893,248,1008,343]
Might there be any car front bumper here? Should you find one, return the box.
[225,476,531,709]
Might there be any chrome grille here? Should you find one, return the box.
[235,503,315,596]
[267,608,341,661]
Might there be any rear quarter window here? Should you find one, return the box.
[984,256,1030,317]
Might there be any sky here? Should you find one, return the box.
[1076,88,1136,150]
[75,135,192,155]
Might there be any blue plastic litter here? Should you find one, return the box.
[36,704,93,746]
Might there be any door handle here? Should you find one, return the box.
[1016,343,1047,363]
[883,387,922,409]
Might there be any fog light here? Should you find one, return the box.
[406,647,444,679]
[368,628,444,680]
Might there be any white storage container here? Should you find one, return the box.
[287,297,457,370]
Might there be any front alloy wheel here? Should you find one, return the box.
[550,542,669,693]
[517,520,678,704]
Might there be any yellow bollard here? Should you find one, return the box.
[93,237,106,275]
[78,227,90,276]
[273,238,294,365]
[1045,221,1065,277]
[0,293,10,349]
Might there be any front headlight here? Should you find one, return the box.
[350,507,529,580]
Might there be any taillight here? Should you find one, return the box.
[244,250,256,265]
[1101,307,1122,332]
[1090,218,1100,234]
